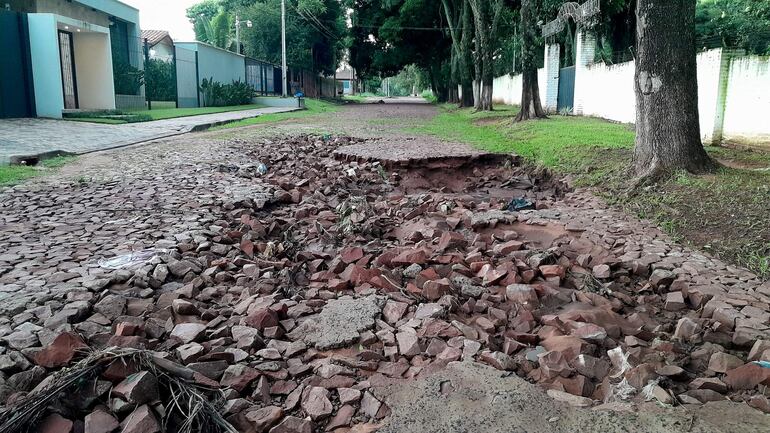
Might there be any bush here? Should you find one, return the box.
[145,59,177,102]
[199,78,255,107]
[113,60,144,95]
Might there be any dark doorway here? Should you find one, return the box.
[557,65,575,112]
[58,30,78,109]
[0,11,34,118]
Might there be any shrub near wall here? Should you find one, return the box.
[113,60,144,95]
[145,59,177,102]
[199,78,255,107]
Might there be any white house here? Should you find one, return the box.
[335,66,356,95]
[142,29,174,62]
[1,0,143,118]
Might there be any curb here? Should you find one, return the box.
[5,108,301,166]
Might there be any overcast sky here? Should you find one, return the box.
[123,0,199,41]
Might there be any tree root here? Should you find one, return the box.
[627,157,723,194]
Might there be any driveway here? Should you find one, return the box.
[0,106,296,164]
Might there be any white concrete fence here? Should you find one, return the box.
[492,47,770,145]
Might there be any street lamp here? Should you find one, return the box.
[235,14,252,54]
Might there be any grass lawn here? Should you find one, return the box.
[64,103,267,124]
[0,156,74,185]
[414,104,770,278]
[128,103,266,121]
[211,99,341,130]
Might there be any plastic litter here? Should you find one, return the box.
[607,347,632,378]
[755,360,770,369]
[641,379,661,401]
[98,249,167,270]
[256,162,268,175]
[604,378,636,403]
[506,197,535,211]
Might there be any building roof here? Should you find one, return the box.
[141,30,173,47]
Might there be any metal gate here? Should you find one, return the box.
[557,65,575,112]
[58,30,78,109]
[175,46,199,108]
[0,11,34,118]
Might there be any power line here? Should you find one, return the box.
[286,2,340,41]
[296,3,338,40]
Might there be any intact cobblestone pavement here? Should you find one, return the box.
[0,106,295,164]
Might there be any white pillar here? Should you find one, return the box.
[708,48,742,144]
[543,42,560,112]
[574,29,596,115]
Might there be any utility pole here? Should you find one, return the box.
[281,0,288,97]
[235,14,239,54]
[143,38,151,110]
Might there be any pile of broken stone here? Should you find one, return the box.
[1,135,768,433]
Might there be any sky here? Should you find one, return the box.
[122,0,199,41]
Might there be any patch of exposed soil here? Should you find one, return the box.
[715,158,770,170]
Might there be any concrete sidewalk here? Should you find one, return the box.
[0,106,298,164]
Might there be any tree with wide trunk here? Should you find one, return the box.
[458,2,475,107]
[632,0,717,179]
[515,0,547,121]
[469,0,504,111]
[441,0,475,107]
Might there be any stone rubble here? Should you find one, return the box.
[0,134,769,432]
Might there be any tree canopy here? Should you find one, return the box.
[186,0,347,74]
[696,0,770,55]
[184,0,770,99]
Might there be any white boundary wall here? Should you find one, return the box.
[493,48,770,145]
[723,56,770,143]
[492,68,545,106]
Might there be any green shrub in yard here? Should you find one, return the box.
[145,59,177,102]
[113,60,144,95]
[199,78,255,107]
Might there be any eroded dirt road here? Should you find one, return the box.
[0,102,768,432]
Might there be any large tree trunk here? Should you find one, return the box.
[470,0,495,110]
[448,84,459,103]
[480,42,494,111]
[448,48,460,104]
[459,0,475,107]
[632,0,716,179]
[429,62,449,103]
[515,0,546,121]
[441,0,476,107]
[461,81,474,107]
